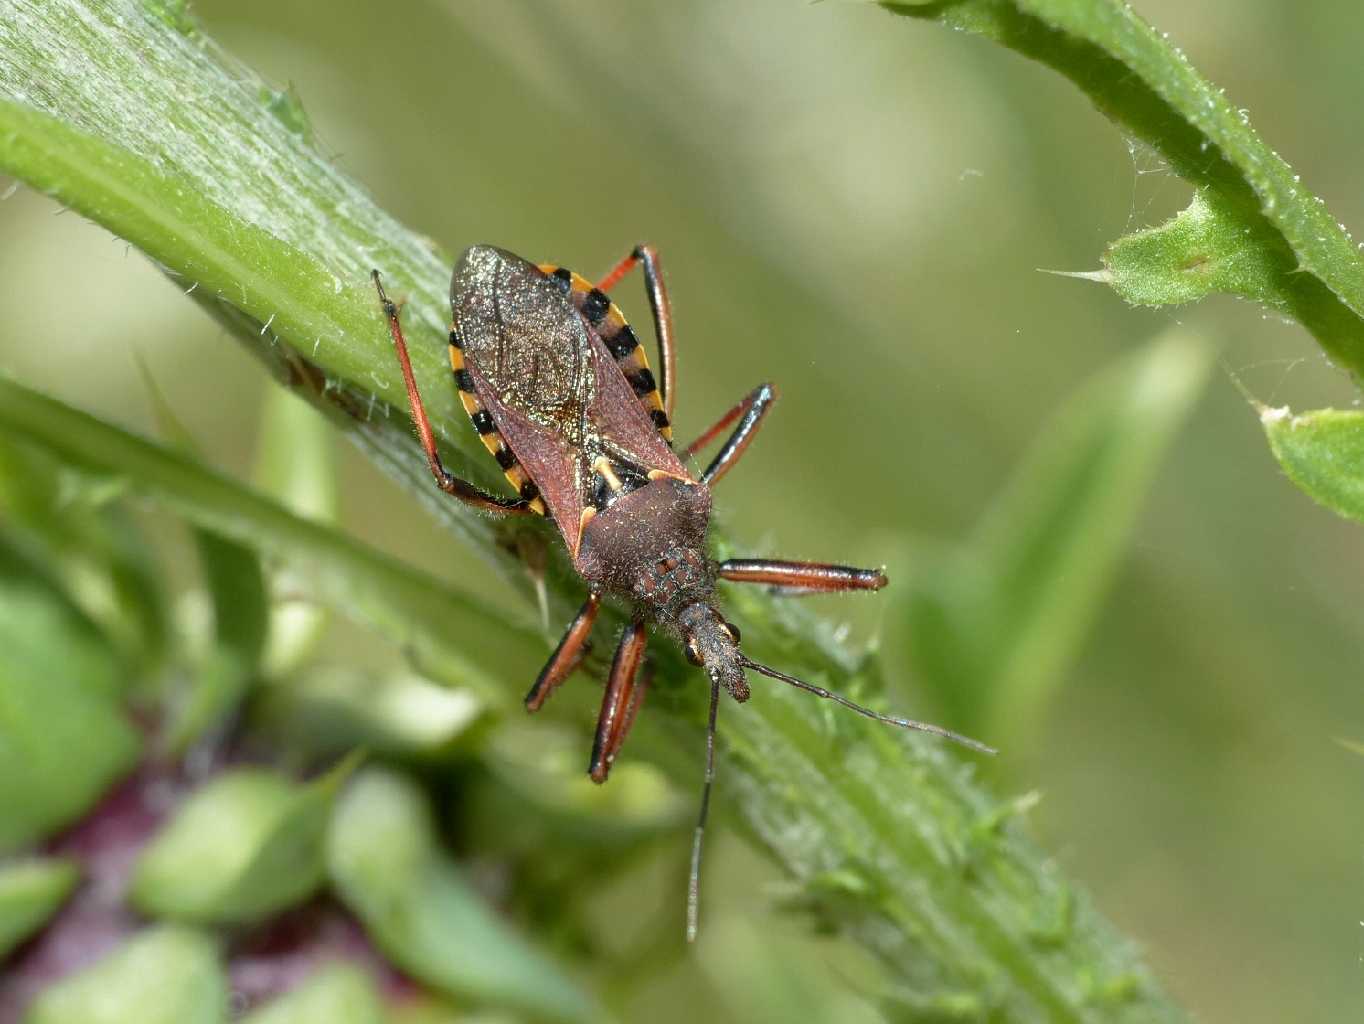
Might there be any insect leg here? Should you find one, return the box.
[689,382,778,486]
[601,659,652,771]
[524,592,602,711]
[588,617,648,783]
[596,244,676,422]
[717,559,887,594]
[373,271,533,515]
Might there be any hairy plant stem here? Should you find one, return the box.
[886,0,1364,382]
[0,2,1188,1018]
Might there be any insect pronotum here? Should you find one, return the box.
[373,244,993,940]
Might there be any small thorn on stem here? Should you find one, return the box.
[1038,267,1113,284]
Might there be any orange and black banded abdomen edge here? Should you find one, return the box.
[447,328,548,516]
[538,263,674,443]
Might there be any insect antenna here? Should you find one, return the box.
[686,675,722,943]
[738,656,997,756]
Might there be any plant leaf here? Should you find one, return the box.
[884,0,1364,380]
[899,328,1212,743]
[0,379,543,705]
[253,387,339,525]
[253,387,337,676]
[138,359,270,751]
[327,769,598,1024]
[1259,406,1364,525]
[0,858,80,958]
[130,756,359,925]
[0,583,141,853]
[240,964,383,1024]
[254,667,483,761]
[22,925,226,1024]
[0,438,167,677]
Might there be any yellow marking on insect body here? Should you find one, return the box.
[573,506,597,558]
[593,456,624,493]
[647,468,695,484]
[449,326,547,516]
[538,262,673,442]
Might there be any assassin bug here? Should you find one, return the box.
[373,244,993,940]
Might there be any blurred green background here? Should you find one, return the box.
[2,2,1362,1021]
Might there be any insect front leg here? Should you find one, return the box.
[589,617,649,783]
[596,244,676,422]
[373,270,534,515]
[686,382,778,486]
[717,558,887,594]
[525,592,601,711]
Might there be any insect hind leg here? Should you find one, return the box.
[717,558,887,594]
[589,618,649,783]
[525,592,601,711]
[373,271,533,516]
[686,382,778,486]
[596,244,676,423]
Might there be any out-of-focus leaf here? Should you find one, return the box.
[0,379,543,705]
[899,329,1212,744]
[1259,406,1364,525]
[162,505,269,753]
[0,586,141,853]
[471,721,684,853]
[0,857,80,957]
[328,770,597,1024]
[255,667,483,761]
[240,963,382,1024]
[0,438,167,676]
[139,360,269,751]
[254,386,338,523]
[697,918,878,1024]
[253,387,337,676]
[195,526,269,679]
[22,925,226,1024]
[387,1001,509,1024]
[0,538,121,698]
[161,646,253,756]
[161,519,270,753]
[131,756,358,925]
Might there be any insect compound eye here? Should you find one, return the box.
[721,621,741,644]
[684,640,704,666]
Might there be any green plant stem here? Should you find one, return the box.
[886,0,1364,381]
[0,379,543,704]
[0,2,1188,1018]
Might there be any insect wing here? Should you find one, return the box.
[452,246,596,528]
[585,329,686,479]
[451,246,688,545]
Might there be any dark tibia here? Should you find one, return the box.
[589,618,649,783]
[717,558,887,594]
[524,592,601,711]
[596,244,677,422]
[604,661,653,771]
[688,382,778,486]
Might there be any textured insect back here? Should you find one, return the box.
[538,263,674,442]
[447,327,548,516]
